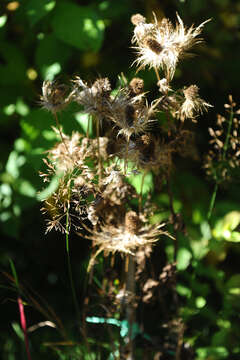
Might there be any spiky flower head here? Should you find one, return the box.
[177,85,213,122]
[111,93,159,141]
[132,13,210,80]
[40,80,73,113]
[87,211,172,270]
[73,77,112,120]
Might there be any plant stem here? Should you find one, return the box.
[167,178,178,262]
[126,255,136,360]
[207,182,218,220]
[223,105,234,160]
[139,171,146,212]
[208,105,233,220]
[9,259,32,360]
[96,118,102,181]
[54,112,70,155]
[65,206,81,323]
[154,67,161,82]
[124,140,129,175]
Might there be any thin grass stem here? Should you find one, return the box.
[65,201,81,324]
[139,171,146,212]
[208,105,233,220]
[207,182,218,220]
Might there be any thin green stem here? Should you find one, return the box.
[208,106,233,220]
[207,182,218,220]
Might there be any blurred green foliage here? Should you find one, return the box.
[1,0,240,359]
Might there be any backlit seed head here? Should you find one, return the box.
[131,14,146,26]
[144,37,163,54]
[129,77,144,96]
[40,81,71,113]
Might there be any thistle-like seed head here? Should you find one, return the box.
[40,80,72,113]
[132,13,211,79]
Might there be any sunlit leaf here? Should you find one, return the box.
[52,2,105,51]
[25,0,56,26]
[177,248,192,270]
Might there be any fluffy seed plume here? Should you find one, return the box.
[132,12,211,80]
[87,211,172,270]
[178,85,213,121]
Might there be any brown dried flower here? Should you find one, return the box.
[40,80,73,113]
[87,211,172,270]
[177,85,212,121]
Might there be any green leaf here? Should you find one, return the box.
[0,14,7,28]
[35,34,72,79]
[6,151,26,179]
[127,171,153,195]
[196,346,229,359]
[52,2,105,51]
[213,211,240,242]
[37,174,61,201]
[177,248,192,270]
[0,42,26,85]
[75,113,93,136]
[25,0,56,26]
[12,322,24,341]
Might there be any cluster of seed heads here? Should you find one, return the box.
[40,12,211,270]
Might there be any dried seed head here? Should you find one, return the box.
[157,78,172,94]
[178,84,212,121]
[132,13,210,79]
[131,14,146,26]
[125,211,141,234]
[141,134,151,146]
[144,37,163,54]
[40,81,71,113]
[129,77,144,96]
[73,76,112,120]
[92,77,111,96]
[183,84,199,100]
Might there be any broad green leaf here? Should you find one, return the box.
[35,34,72,78]
[213,211,240,242]
[52,2,105,51]
[0,42,26,85]
[177,248,192,270]
[75,113,93,136]
[0,15,7,28]
[25,0,56,26]
[196,346,229,359]
[127,171,153,195]
[6,151,26,179]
